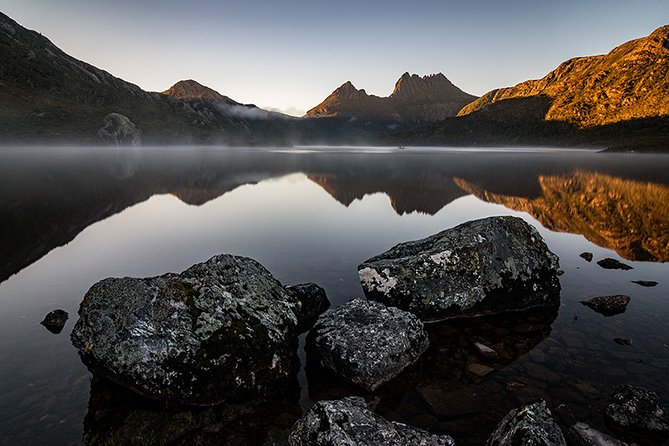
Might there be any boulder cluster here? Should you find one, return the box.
[66,216,667,444]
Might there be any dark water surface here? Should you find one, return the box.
[0,146,668,445]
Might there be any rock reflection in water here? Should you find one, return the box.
[83,377,302,446]
[306,306,558,446]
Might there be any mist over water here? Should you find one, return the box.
[0,146,668,445]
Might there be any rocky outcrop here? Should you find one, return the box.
[358,216,560,321]
[285,282,330,332]
[487,401,566,446]
[71,254,302,405]
[40,309,68,334]
[604,385,669,435]
[458,25,669,128]
[287,396,455,446]
[580,295,631,317]
[307,298,428,391]
[97,113,142,146]
[305,72,476,123]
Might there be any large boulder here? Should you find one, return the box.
[487,401,566,446]
[604,385,669,435]
[358,216,560,321]
[97,113,142,146]
[287,396,455,446]
[71,254,302,405]
[307,298,428,391]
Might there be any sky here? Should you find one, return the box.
[1,0,668,116]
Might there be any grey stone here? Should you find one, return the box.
[307,298,428,391]
[40,309,68,334]
[285,282,330,332]
[358,216,560,321]
[71,254,300,405]
[566,422,636,446]
[97,113,141,146]
[581,295,631,317]
[597,258,633,271]
[287,396,455,446]
[604,385,669,434]
[487,400,566,446]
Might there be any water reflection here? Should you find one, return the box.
[2,148,668,284]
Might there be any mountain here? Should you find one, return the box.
[0,12,293,145]
[458,25,669,128]
[306,73,477,123]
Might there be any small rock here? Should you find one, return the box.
[580,295,631,317]
[566,422,636,446]
[473,341,499,360]
[613,338,632,346]
[40,309,68,334]
[604,385,669,435]
[358,216,561,321]
[468,363,495,377]
[487,400,566,445]
[557,270,565,276]
[285,283,330,332]
[307,298,428,391]
[287,396,455,446]
[597,258,633,271]
[580,252,594,262]
[630,280,658,287]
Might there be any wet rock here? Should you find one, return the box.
[285,282,330,332]
[40,309,68,334]
[630,280,658,287]
[71,254,301,405]
[287,396,455,446]
[97,113,142,146]
[604,385,669,435]
[579,252,594,262]
[358,216,561,321]
[566,422,635,446]
[613,338,632,346]
[487,400,566,446]
[307,298,428,391]
[468,363,495,377]
[597,258,633,271]
[474,341,499,360]
[580,295,630,317]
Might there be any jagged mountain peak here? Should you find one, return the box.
[162,80,238,104]
[390,72,474,103]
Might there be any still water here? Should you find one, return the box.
[0,147,667,445]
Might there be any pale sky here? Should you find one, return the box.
[1,0,667,116]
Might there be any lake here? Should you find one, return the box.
[0,146,668,445]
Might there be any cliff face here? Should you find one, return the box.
[458,26,669,127]
[306,73,476,123]
[456,172,669,262]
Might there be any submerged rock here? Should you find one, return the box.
[580,252,594,262]
[487,400,566,446]
[566,422,636,446]
[307,298,428,391]
[287,396,455,446]
[473,341,499,360]
[631,280,658,287]
[604,385,669,435]
[597,258,633,270]
[613,337,632,346]
[40,309,68,334]
[358,216,560,321]
[285,282,330,332]
[97,113,142,146]
[580,295,631,317]
[71,254,301,405]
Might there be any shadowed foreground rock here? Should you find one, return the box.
[71,254,302,405]
[605,385,669,436]
[358,216,560,321]
[565,422,635,446]
[287,396,455,446]
[580,295,631,317]
[285,282,330,332]
[307,298,428,391]
[487,401,566,446]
